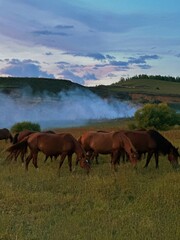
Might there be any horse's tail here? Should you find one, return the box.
[13,133,19,144]
[9,133,14,143]
[5,136,29,162]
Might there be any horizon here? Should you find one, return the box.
[0,0,180,86]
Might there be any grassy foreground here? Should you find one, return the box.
[0,122,180,240]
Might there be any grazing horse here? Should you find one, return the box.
[12,129,56,162]
[146,129,179,168]
[13,129,55,144]
[123,130,179,169]
[0,128,13,143]
[6,132,90,174]
[77,130,138,169]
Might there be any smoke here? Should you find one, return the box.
[0,88,138,129]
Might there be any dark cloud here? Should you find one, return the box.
[45,52,53,56]
[109,60,129,71]
[83,73,97,80]
[56,61,70,65]
[0,59,54,78]
[55,24,74,29]
[106,55,116,60]
[33,30,69,36]
[128,54,160,64]
[64,51,116,61]
[61,70,85,85]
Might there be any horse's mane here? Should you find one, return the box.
[148,130,175,155]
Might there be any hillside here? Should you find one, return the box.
[0,77,86,95]
[0,76,180,104]
[89,75,180,104]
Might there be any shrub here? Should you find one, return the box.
[10,121,41,133]
[134,103,180,130]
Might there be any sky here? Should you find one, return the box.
[0,0,180,86]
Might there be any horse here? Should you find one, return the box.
[122,130,179,169]
[77,130,138,169]
[146,129,179,168]
[13,129,55,144]
[0,128,13,143]
[78,132,126,165]
[6,132,90,174]
[12,129,56,162]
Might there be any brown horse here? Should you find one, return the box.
[77,130,138,169]
[123,130,179,168]
[13,129,55,144]
[6,132,90,174]
[0,128,13,143]
[12,129,56,162]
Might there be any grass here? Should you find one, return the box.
[0,121,180,240]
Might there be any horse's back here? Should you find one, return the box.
[29,132,76,154]
[123,130,156,151]
[80,131,116,153]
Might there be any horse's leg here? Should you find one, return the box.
[95,153,99,164]
[144,152,153,168]
[154,152,159,169]
[25,152,33,171]
[44,155,49,163]
[32,152,38,169]
[68,154,72,172]
[111,150,119,171]
[58,153,67,172]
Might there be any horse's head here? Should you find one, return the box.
[129,148,139,167]
[78,154,91,174]
[168,147,180,168]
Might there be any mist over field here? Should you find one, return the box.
[0,88,138,129]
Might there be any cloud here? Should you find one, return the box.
[55,24,74,29]
[60,70,85,85]
[64,51,117,61]
[0,59,54,78]
[128,55,160,64]
[83,73,97,80]
[33,30,70,36]
[45,52,53,56]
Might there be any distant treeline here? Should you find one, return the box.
[118,74,180,83]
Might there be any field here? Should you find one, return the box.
[0,120,180,240]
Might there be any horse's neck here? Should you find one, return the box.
[122,134,135,154]
[74,140,84,157]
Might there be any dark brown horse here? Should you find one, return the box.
[0,128,13,143]
[6,132,90,174]
[123,130,179,168]
[77,130,138,169]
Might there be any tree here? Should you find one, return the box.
[134,103,179,130]
[11,121,41,133]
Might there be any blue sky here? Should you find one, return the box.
[0,0,180,86]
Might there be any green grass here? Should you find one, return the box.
[90,78,180,97]
[0,123,180,240]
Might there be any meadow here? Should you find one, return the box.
[0,120,180,240]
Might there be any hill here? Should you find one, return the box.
[89,75,180,104]
[0,75,180,105]
[0,77,86,95]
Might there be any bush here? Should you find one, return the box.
[10,121,41,133]
[134,103,180,130]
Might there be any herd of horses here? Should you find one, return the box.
[0,127,179,174]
